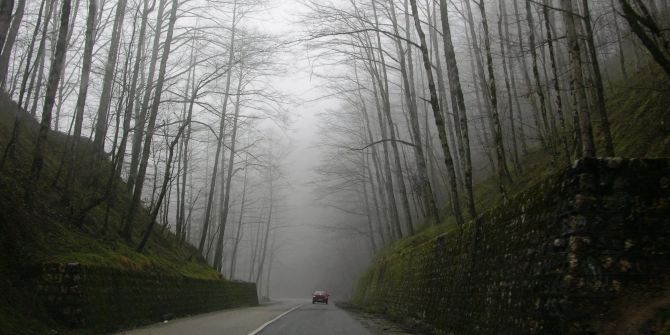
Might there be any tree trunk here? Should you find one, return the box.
[498,1,522,172]
[255,178,273,285]
[0,0,13,51]
[408,0,464,226]
[229,154,249,279]
[137,122,187,252]
[619,0,670,78]
[64,0,97,196]
[525,0,552,151]
[178,39,197,242]
[542,0,571,164]
[370,0,411,237]
[463,20,496,174]
[0,0,23,87]
[582,0,613,156]
[25,0,54,115]
[52,0,79,133]
[478,0,512,194]
[213,69,243,272]
[93,0,128,153]
[26,0,71,202]
[387,0,438,225]
[127,0,166,193]
[114,0,152,179]
[354,61,391,244]
[511,0,546,148]
[562,0,596,157]
[501,0,528,155]
[364,146,386,246]
[248,214,262,282]
[360,151,377,252]
[198,0,237,253]
[123,0,179,240]
[0,0,45,169]
[263,234,276,299]
[610,0,628,80]
[439,0,476,218]
[362,10,403,239]
[428,1,463,194]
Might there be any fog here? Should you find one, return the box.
[4,0,651,303]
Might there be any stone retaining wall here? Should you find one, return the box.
[353,158,670,334]
[34,263,258,333]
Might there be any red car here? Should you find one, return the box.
[312,290,329,304]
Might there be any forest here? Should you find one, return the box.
[0,0,669,314]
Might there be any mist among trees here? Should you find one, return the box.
[0,0,667,298]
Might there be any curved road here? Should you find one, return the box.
[256,302,372,335]
[115,300,373,335]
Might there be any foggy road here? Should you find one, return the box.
[256,301,372,335]
[115,300,301,335]
[114,299,374,335]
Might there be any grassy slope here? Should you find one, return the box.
[395,64,670,251]
[0,95,220,333]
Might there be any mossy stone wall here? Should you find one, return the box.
[34,263,258,333]
[353,158,670,334]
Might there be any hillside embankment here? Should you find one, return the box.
[0,94,258,334]
[352,65,670,334]
[353,158,670,334]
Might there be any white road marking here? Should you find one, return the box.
[247,303,303,335]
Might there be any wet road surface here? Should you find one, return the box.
[255,301,372,335]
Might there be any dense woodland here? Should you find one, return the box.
[307,0,669,254]
[0,0,668,289]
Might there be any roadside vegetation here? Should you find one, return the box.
[0,94,219,334]
[352,62,670,333]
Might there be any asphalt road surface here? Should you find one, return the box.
[256,301,372,335]
[115,300,300,335]
[114,299,373,335]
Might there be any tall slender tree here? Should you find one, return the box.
[408,0,464,226]
[92,0,128,153]
[123,0,180,239]
[562,0,596,157]
[0,0,24,87]
[27,0,72,201]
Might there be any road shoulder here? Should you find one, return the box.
[336,302,423,335]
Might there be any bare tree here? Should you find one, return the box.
[64,0,97,198]
[0,0,13,50]
[123,0,179,240]
[618,0,670,78]
[561,0,596,158]
[198,0,238,254]
[408,0,464,226]
[477,0,512,195]
[582,0,615,156]
[26,0,72,202]
[0,0,47,169]
[439,0,476,218]
[212,66,244,272]
[127,0,167,193]
[92,0,128,154]
[0,0,24,87]
[137,121,187,252]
